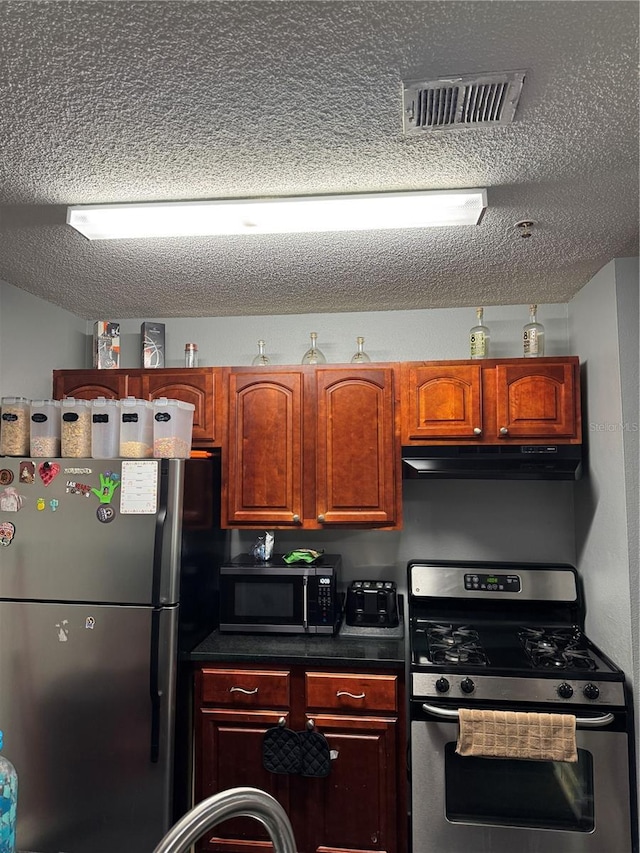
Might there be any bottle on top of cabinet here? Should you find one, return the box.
[469,308,490,359]
[523,304,545,357]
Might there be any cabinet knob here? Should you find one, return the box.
[306,719,315,731]
[473,427,482,435]
[292,514,300,524]
[317,514,325,523]
[500,427,509,435]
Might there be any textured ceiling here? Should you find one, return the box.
[0,0,638,319]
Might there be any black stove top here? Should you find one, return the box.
[411,619,621,678]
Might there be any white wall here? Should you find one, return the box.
[568,258,637,682]
[0,280,86,399]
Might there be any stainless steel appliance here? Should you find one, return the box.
[219,554,342,634]
[345,579,399,627]
[0,457,218,853]
[407,560,636,853]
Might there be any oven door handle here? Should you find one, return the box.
[420,703,615,727]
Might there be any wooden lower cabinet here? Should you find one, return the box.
[194,665,406,853]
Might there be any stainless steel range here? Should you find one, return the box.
[407,560,637,853]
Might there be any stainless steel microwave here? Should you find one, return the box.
[218,554,342,635]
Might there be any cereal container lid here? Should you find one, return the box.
[61,397,91,409]
[1,397,30,405]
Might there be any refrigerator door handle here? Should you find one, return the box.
[149,608,162,763]
[152,460,170,607]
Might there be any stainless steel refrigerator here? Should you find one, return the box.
[0,456,195,853]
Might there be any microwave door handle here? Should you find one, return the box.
[302,576,308,629]
[421,703,615,727]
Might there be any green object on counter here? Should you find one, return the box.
[283,549,324,564]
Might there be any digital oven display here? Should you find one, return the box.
[464,573,521,592]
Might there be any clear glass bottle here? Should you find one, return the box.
[184,343,198,368]
[523,304,545,357]
[469,308,490,359]
[0,730,18,853]
[251,340,271,366]
[301,332,327,365]
[350,336,371,363]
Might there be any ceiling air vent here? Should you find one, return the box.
[403,70,526,134]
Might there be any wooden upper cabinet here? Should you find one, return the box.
[494,360,579,439]
[52,368,223,445]
[314,367,399,527]
[53,369,139,400]
[141,369,220,445]
[401,357,581,445]
[401,363,482,441]
[224,368,304,527]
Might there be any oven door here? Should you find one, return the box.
[410,703,633,853]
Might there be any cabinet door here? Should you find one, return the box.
[495,360,579,439]
[197,708,293,852]
[314,367,399,527]
[141,369,220,445]
[225,369,303,527]
[303,714,398,853]
[52,369,138,400]
[401,363,483,441]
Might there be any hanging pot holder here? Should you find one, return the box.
[299,727,331,778]
[262,723,302,774]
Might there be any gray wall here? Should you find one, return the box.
[568,258,638,682]
[0,281,86,399]
[88,303,569,368]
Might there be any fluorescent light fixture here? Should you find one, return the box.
[66,188,487,240]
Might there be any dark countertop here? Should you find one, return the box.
[186,610,406,670]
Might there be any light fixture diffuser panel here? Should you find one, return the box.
[67,189,488,240]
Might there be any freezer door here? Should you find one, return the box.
[0,458,184,604]
[0,600,178,853]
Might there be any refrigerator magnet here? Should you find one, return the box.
[36,497,46,511]
[0,521,15,546]
[38,461,60,486]
[19,461,35,484]
[0,468,14,486]
[0,487,25,512]
[96,505,116,523]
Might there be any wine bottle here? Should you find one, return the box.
[350,336,371,363]
[251,340,271,366]
[469,308,490,359]
[301,332,327,365]
[523,304,545,357]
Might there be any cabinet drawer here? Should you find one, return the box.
[305,672,398,712]
[200,668,291,708]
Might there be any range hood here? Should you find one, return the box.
[402,444,582,481]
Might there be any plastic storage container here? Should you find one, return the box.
[0,730,18,853]
[152,398,195,458]
[1,397,30,457]
[61,398,92,457]
[30,399,62,457]
[119,397,154,458]
[91,398,120,459]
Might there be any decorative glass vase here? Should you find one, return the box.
[251,340,271,366]
[350,336,371,363]
[301,332,327,365]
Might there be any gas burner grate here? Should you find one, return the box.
[425,623,488,666]
[519,626,597,671]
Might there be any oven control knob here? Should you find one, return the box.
[460,678,475,694]
[435,677,450,694]
[557,682,574,699]
[583,683,600,700]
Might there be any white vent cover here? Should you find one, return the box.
[403,70,526,133]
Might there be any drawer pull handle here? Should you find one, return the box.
[229,686,259,695]
[336,691,365,700]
